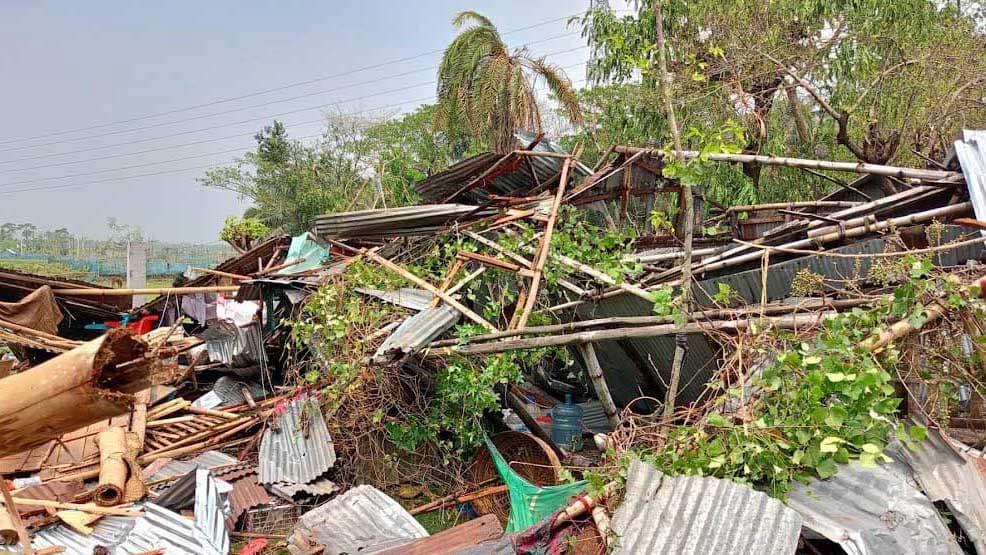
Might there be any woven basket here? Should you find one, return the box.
[466,431,562,524]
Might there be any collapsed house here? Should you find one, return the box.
[1,130,985,554]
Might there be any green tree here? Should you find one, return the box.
[578,0,986,204]
[435,11,584,153]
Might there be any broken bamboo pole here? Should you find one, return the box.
[723,201,863,213]
[357,247,497,332]
[577,343,620,430]
[426,312,830,357]
[514,157,572,329]
[0,478,28,551]
[408,485,509,515]
[613,146,964,182]
[0,329,164,456]
[189,267,250,281]
[52,286,240,296]
[462,230,586,297]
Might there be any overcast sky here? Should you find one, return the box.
[0,1,610,242]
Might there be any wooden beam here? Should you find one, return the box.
[578,342,620,430]
[52,286,239,296]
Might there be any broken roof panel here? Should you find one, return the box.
[372,304,460,364]
[611,458,802,555]
[194,468,232,555]
[786,459,961,555]
[954,129,986,234]
[889,429,986,553]
[269,476,339,501]
[259,396,336,485]
[356,287,434,311]
[143,450,239,483]
[286,485,428,555]
[314,204,495,240]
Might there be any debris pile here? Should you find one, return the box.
[1,130,986,553]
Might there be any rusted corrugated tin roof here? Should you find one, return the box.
[287,485,428,555]
[228,473,273,525]
[259,397,336,485]
[611,458,802,555]
[269,476,338,500]
[414,133,591,204]
[372,304,460,364]
[890,429,986,553]
[378,514,504,555]
[314,204,495,240]
[786,459,961,554]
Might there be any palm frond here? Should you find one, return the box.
[453,11,495,29]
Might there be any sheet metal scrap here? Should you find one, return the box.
[786,459,962,555]
[268,476,338,501]
[376,514,504,555]
[314,204,496,240]
[611,458,802,555]
[143,450,239,484]
[372,304,461,365]
[259,397,336,485]
[287,485,428,555]
[194,468,232,555]
[356,287,434,311]
[889,429,986,553]
[227,473,272,527]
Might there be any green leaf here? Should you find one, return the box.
[826,372,846,383]
[861,443,881,454]
[816,457,838,479]
[820,436,844,453]
[706,412,733,428]
[909,424,928,442]
[825,406,848,428]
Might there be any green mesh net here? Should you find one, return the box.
[483,435,588,532]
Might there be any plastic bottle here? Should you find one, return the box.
[550,393,584,451]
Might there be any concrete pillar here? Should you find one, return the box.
[126,241,147,308]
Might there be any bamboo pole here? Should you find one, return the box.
[428,298,870,348]
[514,158,572,329]
[0,329,162,456]
[7,498,141,516]
[254,257,306,276]
[527,246,653,303]
[462,230,586,297]
[359,248,497,332]
[52,286,240,296]
[578,343,620,430]
[723,201,863,213]
[0,477,31,553]
[613,146,964,182]
[408,485,509,515]
[189,267,250,281]
[426,313,829,357]
[0,316,80,348]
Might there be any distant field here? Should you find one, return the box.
[0,259,180,289]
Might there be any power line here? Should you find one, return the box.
[0,77,589,195]
[0,44,588,160]
[0,47,588,169]
[0,32,584,156]
[0,10,604,146]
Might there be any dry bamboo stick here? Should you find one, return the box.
[0,316,80,347]
[515,158,572,329]
[0,477,31,553]
[357,248,497,332]
[427,312,830,357]
[254,257,306,276]
[8,498,141,516]
[409,485,509,515]
[723,201,862,213]
[614,145,964,182]
[184,406,240,420]
[430,258,465,309]
[52,286,239,296]
[532,247,653,303]
[189,267,250,281]
[146,415,197,427]
[578,343,620,430]
[462,230,586,297]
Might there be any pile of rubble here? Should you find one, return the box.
[1,130,986,554]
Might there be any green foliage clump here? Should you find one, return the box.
[219,216,269,251]
[640,263,977,497]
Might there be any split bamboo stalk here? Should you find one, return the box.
[359,248,497,332]
[7,498,141,517]
[0,329,163,456]
[429,297,869,348]
[613,146,964,182]
[723,201,862,213]
[184,406,240,420]
[515,157,572,329]
[426,312,830,357]
[0,317,80,348]
[52,286,240,296]
[146,415,197,427]
[189,267,250,281]
[578,343,620,430]
[592,505,612,548]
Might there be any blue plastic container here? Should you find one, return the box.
[550,393,584,451]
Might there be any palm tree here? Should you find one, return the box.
[435,11,583,153]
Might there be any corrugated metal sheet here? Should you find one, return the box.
[414,133,591,204]
[357,287,434,311]
[286,485,428,555]
[314,204,495,240]
[193,376,268,409]
[259,397,336,485]
[203,320,267,367]
[11,514,135,554]
[269,476,339,500]
[194,468,232,555]
[372,304,461,364]
[143,450,239,483]
[890,430,986,553]
[151,467,199,509]
[574,293,720,408]
[611,458,802,554]
[378,514,503,555]
[955,129,986,235]
[120,502,224,555]
[228,474,273,524]
[693,225,984,307]
[786,459,961,555]
[10,481,83,520]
